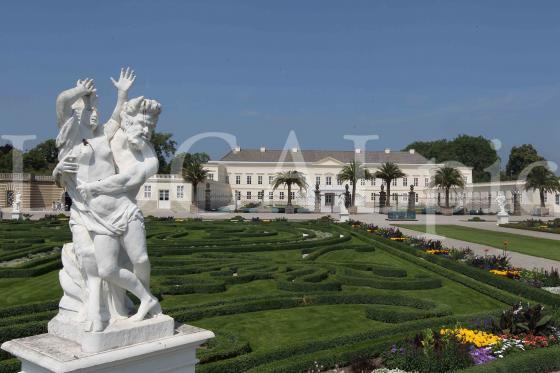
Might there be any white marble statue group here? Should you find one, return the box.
[52,68,162,333]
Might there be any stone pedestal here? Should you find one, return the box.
[339,212,350,222]
[1,324,213,373]
[285,205,295,214]
[347,206,358,215]
[496,213,509,225]
[11,212,23,220]
[48,314,175,353]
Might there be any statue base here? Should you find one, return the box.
[48,313,175,353]
[11,212,22,220]
[496,213,509,225]
[1,324,214,373]
[339,212,350,222]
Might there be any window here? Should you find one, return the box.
[556,194,560,205]
[415,193,419,203]
[463,176,468,184]
[403,193,408,202]
[159,189,169,201]
[326,176,332,186]
[371,192,376,201]
[337,178,342,185]
[290,191,295,200]
[325,193,334,205]
[425,178,429,187]
[235,191,241,200]
[392,179,397,187]
[258,175,263,185]
[544,193,547,203]
[392,193,398,201]
[360,178,365,186]
[258,191,264,200]
[226,175,230,184]
[246,175,252,184]
[176,185,184,199]
[279,192,285,200]
[316,176,321,185]
[371,178,376,186]
[144,185,152,198]
[269,191,274,200]
[235,175,241,185]
[403,177,407,187]
[413,178,419,187]
[246,191,251,200]
[269,175,274,184]
[207,173,214,181]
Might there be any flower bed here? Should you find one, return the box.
[379,303,560,372]
[346,220,560,290]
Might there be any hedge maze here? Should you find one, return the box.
[0,217,558,372]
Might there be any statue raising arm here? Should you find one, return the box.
[56,79,96,128]
[105,67,136,139]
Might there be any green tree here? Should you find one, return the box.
[404,135,499,182]
[430,166,465,208]
[506,144,544,179]
[525,166,560,207]
[180,152,210,209]
[23,139,58,174]
[0,144,16,173]
[272,170,308,210]
[374,162,405,207]
[336,161,373,207]
[151,132,177,174]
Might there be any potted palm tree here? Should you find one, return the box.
[337,161,373,214]
[431,166,465,215]
[181,153,210,213]
[374,162,405,213]
[525,165,560,216]
[272,170,308,214]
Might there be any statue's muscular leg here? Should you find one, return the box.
[93,234,158,321]
[121,218,161,316]
[121,218,151,290]
[70,224,103,331]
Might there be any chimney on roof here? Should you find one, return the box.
[260,147,266,153]
[384,148,391,154]
[233,146,241,153]
[291,147,298,153]
[409,149,415,154]
[355,148,361,154]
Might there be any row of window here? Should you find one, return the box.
[228,175,460,187]
[144,185,184,199]
[235,191,296,200]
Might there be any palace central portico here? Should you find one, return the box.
[204,147,473,213]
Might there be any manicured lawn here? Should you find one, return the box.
[0,218,546,372]
[396,224,560,261]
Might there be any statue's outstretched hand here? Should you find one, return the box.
[111,67,136,92]
[76,78,96,95]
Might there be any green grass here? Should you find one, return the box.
[0,218,545,372]
[396,224,560,261]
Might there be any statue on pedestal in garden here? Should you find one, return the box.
[50,68,171,350]
[12,191,22,213]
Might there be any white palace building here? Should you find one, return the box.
[202,147,473,213]
[3,147,559,216]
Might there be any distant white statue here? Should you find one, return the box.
[50,68,169,349]
[12,192,21,213]
[496,191,507,215]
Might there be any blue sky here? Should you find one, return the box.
[1,1,560,167]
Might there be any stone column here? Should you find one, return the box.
[204,182,211,211]
[512,189,522,216]
[314,183,321,213]
[379,184,387,214]
[407,185,416,212]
